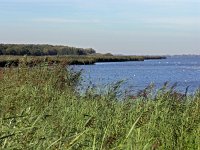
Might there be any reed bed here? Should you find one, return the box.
[0,63,199,149]
[0,55,166,67]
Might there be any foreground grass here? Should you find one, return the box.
[0,64,200,149]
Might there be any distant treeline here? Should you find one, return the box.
[0,44,96,56]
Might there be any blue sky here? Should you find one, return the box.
[0,0,200,55]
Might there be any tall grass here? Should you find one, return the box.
[0,64,200,149]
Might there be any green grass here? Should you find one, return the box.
[0,64,200,149]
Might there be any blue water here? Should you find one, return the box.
[73,56,200,94]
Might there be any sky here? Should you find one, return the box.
[0,0,200,55]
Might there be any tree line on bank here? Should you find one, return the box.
[0,44,96,56]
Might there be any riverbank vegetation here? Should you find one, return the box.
[0,63,199,149]
[0,55,166,67]
[0,44,166,67]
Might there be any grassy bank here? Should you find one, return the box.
[0,55,166,67]
[0,64,199,149]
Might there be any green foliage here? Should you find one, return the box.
[0,44,96,56]
[0,55,166,67]
[0,64,199,149]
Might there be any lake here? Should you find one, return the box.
[73,56,200,94]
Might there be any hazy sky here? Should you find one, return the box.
[0,0,200,55]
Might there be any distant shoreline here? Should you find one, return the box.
[0,43,166,67]
[0,55,166,67]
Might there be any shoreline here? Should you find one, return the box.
[0,55,166,67]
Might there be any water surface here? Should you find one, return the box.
[74,56,200,94]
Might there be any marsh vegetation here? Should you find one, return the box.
[0,55,165,67]
[0,62,199,149]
